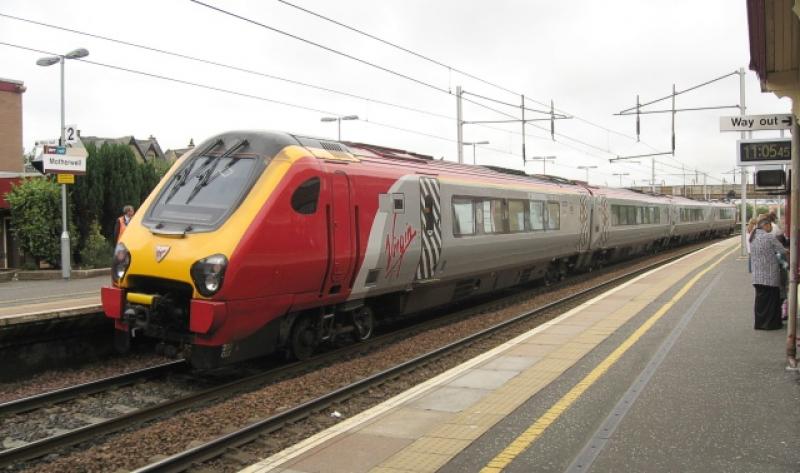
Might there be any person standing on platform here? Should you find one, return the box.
[750,216,787,330]
[114,205,134,243]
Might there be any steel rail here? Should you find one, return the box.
[0,360,187,416]
[135,245,708,473]
[0,288,508,467]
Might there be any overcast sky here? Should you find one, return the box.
[0,0,790,187]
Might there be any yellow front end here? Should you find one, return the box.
[116,144,313,296]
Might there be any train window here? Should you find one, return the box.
[452,198,475,236]
[611,205,620,226]
[528,201,545,231]
[481,200,504,234]
[492,200,505,233]
[719,208,734,219]
[508,200,526,233]
[392,193,405,213]
[547,202,560,230]
[627,207,636,225]
[654,208,661,223]
[291,177,321,214]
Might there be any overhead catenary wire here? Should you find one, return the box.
[275,0,520,97]
[5,9,713,187]
[189,0,452,95]
[0,11,454,122]
[194,1,717,183]
[273,0,734,180]
[4,39,636,183]
[274,1,670,152]
[0,13,618,175]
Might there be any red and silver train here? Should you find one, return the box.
[101,131,735,368]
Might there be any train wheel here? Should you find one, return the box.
[290,315,318,360]
[352,307,374,342]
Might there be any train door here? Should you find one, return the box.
[415,177,441,281]
[329,171,353,291]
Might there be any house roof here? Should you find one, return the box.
[79,135,166,162]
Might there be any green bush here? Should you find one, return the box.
[6,177,77,267]
[79,221,111,269]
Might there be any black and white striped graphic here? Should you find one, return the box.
[599,197,610,247]
[578,194,590,251]
[416,177,442,280]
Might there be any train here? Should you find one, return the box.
[100,130,736,368]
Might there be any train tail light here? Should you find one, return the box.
[191,254,228,297]
[112,243,131,283]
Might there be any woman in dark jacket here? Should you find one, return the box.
[750,217,788,330]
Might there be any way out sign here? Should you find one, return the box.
[719,114,793,132]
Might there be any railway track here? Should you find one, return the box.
[0,240,720,471]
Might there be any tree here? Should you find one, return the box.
[6,178,77,267]
[101,143,142,241]
[138,160,161,204]
[70,142,106,255]
[79,221,111,268]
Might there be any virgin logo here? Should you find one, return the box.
[385,214,417,278]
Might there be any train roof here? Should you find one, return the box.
[200,131,735,208]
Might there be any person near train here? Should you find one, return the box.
[114,205,135,244]
[749,216,788,330]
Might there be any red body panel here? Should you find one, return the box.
[189,300,227,334]
[193,294,294,346]
[204,158,398,344]
[101,286,124,319]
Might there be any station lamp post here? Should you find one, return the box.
[463,140,489,165]
[613,172,630,187]
[320,115,359,140]
[36,47,89,279]
[577,165,597,183]
[528,155,556,175]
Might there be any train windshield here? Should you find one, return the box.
[146,150,265,231]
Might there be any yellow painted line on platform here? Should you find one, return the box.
[481,245,738,473]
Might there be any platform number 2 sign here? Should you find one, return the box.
[65,124,78,144]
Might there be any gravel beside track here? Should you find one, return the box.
[9,240,724,472]
[0,354,171,405]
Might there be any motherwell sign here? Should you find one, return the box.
[39,145,87,174]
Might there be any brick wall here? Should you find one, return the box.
[0,80,25,173]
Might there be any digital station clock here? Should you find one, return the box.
[737,138,792,165]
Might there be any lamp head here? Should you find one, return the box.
[341,115,359,121]
[36,56,61,67]
[65,48,89,59]
[320,117,338,122]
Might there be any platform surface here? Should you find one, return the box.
[242,237,800,473]
[0,276,104,326]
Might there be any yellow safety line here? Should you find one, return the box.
[481,246,738,472]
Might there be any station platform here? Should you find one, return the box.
[0,275,104,327]
[243,237,800,473]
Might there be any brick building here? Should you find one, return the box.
[0,78,27,268]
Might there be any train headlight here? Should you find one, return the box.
[112,243,131,283]
[191,254,228,297]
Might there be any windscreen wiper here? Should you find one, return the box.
[185,139,249,204]
[164,139,223,203]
